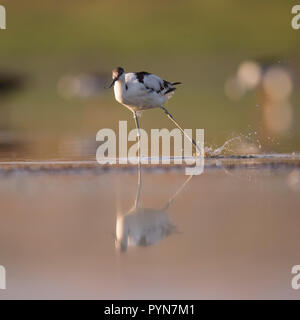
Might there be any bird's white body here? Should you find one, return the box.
[109,67,200,153]
[113,72,178,113]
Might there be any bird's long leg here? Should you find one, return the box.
[161,106,202,154]
[133,112,142,208]
[133,112,141,139]
[133,111,141,164]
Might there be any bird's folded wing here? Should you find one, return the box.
[142,74,165,92]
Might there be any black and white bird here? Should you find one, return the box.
[108,67,201,153]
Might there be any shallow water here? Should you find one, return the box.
[0,154,300,299]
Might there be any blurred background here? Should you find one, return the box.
[0,0,299,159]
[1,1,300,300]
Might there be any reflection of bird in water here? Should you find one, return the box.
[116,208,176,251]
[115,167,193,252]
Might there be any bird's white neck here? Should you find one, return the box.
[113,75,126,103]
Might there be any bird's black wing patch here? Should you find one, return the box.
[163,80,170,88]
[162,79,178,95]
[135,71,150,83]
[165,87,176,94]
[145,86,154,92]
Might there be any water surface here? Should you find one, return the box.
[0,155,300,299]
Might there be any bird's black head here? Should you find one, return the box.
[108,67,124,88]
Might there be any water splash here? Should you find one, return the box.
[204,129,265,157]
[205,136,242,156]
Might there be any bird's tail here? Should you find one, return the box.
[165,82,181,100]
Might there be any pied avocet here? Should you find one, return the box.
[108,67,200,152]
